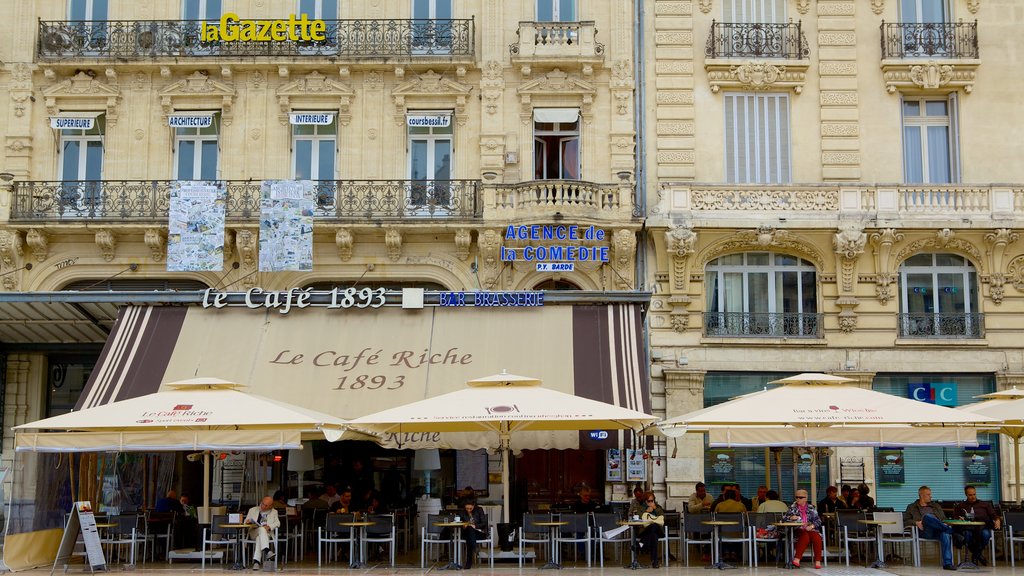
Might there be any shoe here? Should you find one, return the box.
[791,559,800,568]
[943,565,957,571]
[264,549,275,561]
[814,561,822,569]
[977,556,988,566]
[651,559,661,569]
[251,561,261,571]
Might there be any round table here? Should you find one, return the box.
[432,521,469,570]
[616,521,648,570]
[534,521,569,569]
[944,519,987,569]
[219,523,252,570]
[774,522,805,569]
[701,520,739,570]
[340,521,376,569]
[858,519,896,568]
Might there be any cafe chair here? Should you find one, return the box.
[364,513,396,566]
[201,514,237,569]
[681,513,714,566]
[593,512,629,567]
[1005,510,1024,566]
[875,511,918,567]
[557,513,591,566]
[747,512,782,567]
[714,512,750,564]
[837,511,875,565]
[519,513,551,567]
[100,514,140,565]
[318,513,355,567]
[458,524,496,568]
[421,513,451,568]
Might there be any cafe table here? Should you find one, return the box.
[858,518,896,569]
[944,519,987,570]
[701,519,739,570]
[432,520,469,570]
[218,522,252,570]
[339,520,376,568]
[534,520,569,569]
[616,520,648,570]
[774,522,805,569]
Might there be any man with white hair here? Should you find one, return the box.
[244,496,280,570]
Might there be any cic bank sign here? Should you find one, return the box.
[908,382,958,406]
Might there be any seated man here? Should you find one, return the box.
[155,489,185,514]
[817,486,841,513]
[245,496,281,570]
[687,481,712,514]
[571,486,600,514]
[952,485,1000,566]
[757,490,789,513]
[329,488,354,513]
[904,485,956,571]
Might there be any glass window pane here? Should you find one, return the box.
[61,141,81,180]
[723,272,743,312]
[937,273,965,314]
[294,140,312,180]
[779,271,799,313]
[719,254,743,266]
[921,0,946,23]
[85,141,103,179]
[559,0,576,21]
[318,139,335,180]
[321,0,337,20]
[560,137,579,179]
[925,101,948,116]
[410,140,428,180]
[537,0,554,21]
[903,100,921,117]
[200,141,218,181]
[801,271,817,313]
[298,0,317,17]
[903,126,924,183]
[318,120,337,136]
[746,252,769,265]
[413,0,430,19]
[906,253,933,266]
[177,140,195,179]
[747,272,769,314]
[207,0,222,19]
[968,272,978,313]
[934,253,963,266]
[927,125,951,184]
[435,0,452,19]
[775,254,797,265]
[184,0,200,19]
[293,124,315,136]
[433,142,451,180]
[906,273,934,313]
[70,0,87,21]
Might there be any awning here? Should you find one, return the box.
[706,426,979,447]
[533,108,579,123]
[0,301,119,344]
[74,302,649,451]
[14,429,302,453]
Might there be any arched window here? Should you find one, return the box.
[704,252,819,337]
[898,253,981,338]
[533,279,581,291]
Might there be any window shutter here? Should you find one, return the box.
[947,92,961,183]
[725,93,789,184]
[724,0,785,23]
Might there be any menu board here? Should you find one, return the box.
[606,449,623,482]
[625,449,646,482]
[877,449,905,485]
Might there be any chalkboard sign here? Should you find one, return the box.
[51,501,107,574]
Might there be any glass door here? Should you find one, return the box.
[408,116,453,213]
[412,0,453,54]
[69,0,109,55]
[58,115,104,216]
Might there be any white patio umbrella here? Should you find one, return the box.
[657,373,995,501]
[960,387,1024,502]
[348,370,656,523]
[14,377,369,510]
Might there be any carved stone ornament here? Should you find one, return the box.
[666,223,696,292]
[392,70,472,126]
[454,228,472,261]
[95,229,117,262]
[517,69,597,121]
[335,229,353,262]
[707,61,808,94]
[796,0,810,14]
[0,229,24,268]
[967,0,979,14]
[892,230,985,278]
[882,61,978,95]
[385,228,402,262]
[480,60,505,116]
[43,71,121,126]
[1007,254,1024,293]
[159,71,236,125]
[871,0,885,15]
[26,228,50,262]
[477,229,503,288]
[698,225,825,271]
[869,228,905,305]
[692,187,838,211]
[144,228,166,262]
[234,229,258,289]
[699,0,713,14]
[836,296,860,334]
[984,228,1018,305]
[276,71,355,126]
[611,229,636,289]
[833,224,867,294]
[670,312,689,333]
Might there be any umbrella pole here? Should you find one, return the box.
[501,423,511,524]
[810,450,818,505]
[204,452,211,509]
[1015,435,1021,504]
[764,448,771,490]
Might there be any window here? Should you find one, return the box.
[298,0,337,19]
[68,0,108,54]
[534,109,580,180]
[408,113,453,208]
[704,252,818,337]
[900,0,948,23]
[537,0,576,21]
[58,114,104,214]
[293,114,337,206]
[724,93,791,184]
[183,0,221,20]
[902,97,959,184]
[898,253,980,337]
[723,0,785,23]
[412,0,452,54]
[174,113,219,181]
[46,356,97,418]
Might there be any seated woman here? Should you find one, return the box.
[784,490,823,569]
[460,497,488,569]
[637,492,665,568]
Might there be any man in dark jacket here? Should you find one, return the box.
[904,485,955,571]
[953,485,1001,566]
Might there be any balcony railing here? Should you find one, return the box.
[37,19,474,60]
[898,312,984,339]
[509,21,604,61]
[493,180,628,215]
[702,312,823,338]
[705,21,808,59]
[11,180,481,222]
[881,21,978,59]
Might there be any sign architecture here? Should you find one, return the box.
[501,225,610,272]
[201,13,327,42]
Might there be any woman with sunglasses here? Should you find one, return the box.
[784,490,823,569]
[637,492,665,568]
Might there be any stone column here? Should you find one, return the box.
[663,368,706,509]
[1,353,45,501]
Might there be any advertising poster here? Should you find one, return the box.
[167,181,226,271]
[877,449,905,485]
[964,449,991,485]
[625,449,646,482]
[259,180,314,272]
[707,449,735,486]
[606,449,623,482]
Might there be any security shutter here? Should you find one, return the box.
[724,93,791,184]
[723,0,785,23]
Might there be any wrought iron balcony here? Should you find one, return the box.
[509,21,604,64]
[705,21,808,59]
[881,21,978,59]
[702,312,823,338]
[898,312,984,339]
[37,19,474,60]
[10,180,481,222]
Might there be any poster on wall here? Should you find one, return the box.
[259,180,314,272]
[606,449,623,482]
[877,449,905,485]
[625,449,646,482]
[797,450,813,481]
[167,181,226,271]
[964,449,991,485]
[707,449,735,487]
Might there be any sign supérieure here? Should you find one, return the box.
[201,13,327,42]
